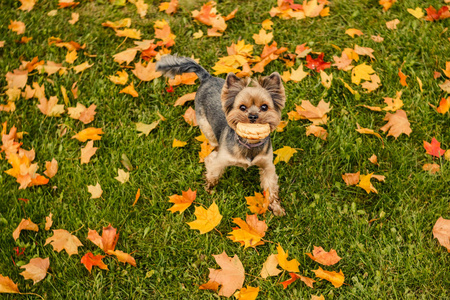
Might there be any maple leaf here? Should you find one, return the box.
[351,63,375,85]
[280,273,316,289]
[20,257,50,284]
[425,5,450,22]
[183,107,198,126]
[88,183,103,199]
[8,20,26,35]
[72,127,104,142]
[433,217,450,252]
[312,267,345,288]
[0,275,20,294]
[252,29,273,45]
[262,19,273,30]
[73,62,94,74]
[159,0,179,15]
[260,254,282,278]
[398,68,408,86]
[277,244,300,272]
[273,146,297,165]
[228,215,267,249]
[380,110,412,139]
[439,80,450,93]
[113,49,138,65]
[102,18,131,29]
[407,7,424,19]
[361,74,381,92]
[296,99,331,125]
[368,154,378,165]
[305,53,331,72]
[45,213,53,230]
[424,137,446,157]
[120,83,138,97]
[172,139,187,147]
[204,251,245,297]
[245,192,269,214]
[345,28,363,38]
[423,163,440,174]
[276,120,288,132]
[289,63,309,82]
[193,30,203,39]
[187,202,222,234]
[132,62,161,81]
[6,69,28,89]
[386,19,400,29]
[45,229,83,256]
[342,171,360,186]
[115,169,130,183]
[13,218,39,241]
[332,52,353,71]
[320,70,333,89]
[68,12,79,25]
[43,158,58,178]
[295,43,312,58]
[109,70,129,85]
[354,45,375,60]
[107,250,137,266]
[136,121,160,136]
[306,246,342,266]
[199,140,215,163]
[174,92,196,107]
[437,97,450,114]
[357,173,378,194]
[115,28,142,39]
[88,224,119,253]
[379,0,395,11]
[233,286,259,300]
[131,0,148,18]
[81,140,98,164]
[306,125,328,140]
[37,96,65,117]
[154,19,176,46]
[169,73,198,86]
[18,0,36,11]
[167,188,196,213]
[81,252,108,273]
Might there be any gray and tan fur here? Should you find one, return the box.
[156,55,286,216]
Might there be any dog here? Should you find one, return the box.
[156,55,286,216]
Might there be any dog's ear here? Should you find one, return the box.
[221,73,248,114]
[259,72,286,111]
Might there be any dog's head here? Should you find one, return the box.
[221,72,286,133]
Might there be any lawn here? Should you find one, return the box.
[1,0,450,299]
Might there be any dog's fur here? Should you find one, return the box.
[156,55,286,216]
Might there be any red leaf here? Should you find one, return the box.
[80,252,108,273]
[305,53,331,72]
[425,5,450,21]
[423,137,446,157]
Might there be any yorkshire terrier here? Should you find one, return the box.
[156,55,286,216]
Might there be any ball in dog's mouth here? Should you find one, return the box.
[236,122,271,140]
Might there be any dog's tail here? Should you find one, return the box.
[156,55,211,83]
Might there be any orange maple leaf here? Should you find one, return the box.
[398,68,408,86]
[424,137,446,157]
[280,273,315,289]
[167,188,196,213]
[183,107,198,126]
[13,218,39,241]
[312,267,345,288]
[228,215,268,249]
[87,224,119,253]
[245,192,269,214]
[107,250,136,267]
[437,97,450,114]
[80,140,98,164]
[80,252,108,273]
[306,246,342,266]
[0,274,20,294]
[45,229,83,256]
[72,127,104,142]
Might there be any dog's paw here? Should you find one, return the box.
[269,201,286,217]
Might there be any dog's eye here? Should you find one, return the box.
[261,104,268,111]
[239,105,247,111]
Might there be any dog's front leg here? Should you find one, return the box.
[204,150,228,192]
[258,161,285,216]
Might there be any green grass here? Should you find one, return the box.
[1,0,450,299]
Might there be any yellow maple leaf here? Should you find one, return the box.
[234,286,259,300]
[73,61,93,74]
[115,28,142,40]
[187,202,222,234]
[114,169,130,183]
[18,0,36,11]
[245,192,269,214]
[109,70,128,85]
[172,139,187,148]
[252,29,273,45]
[8,20,26,35]
[37,96,65,117]
[382,91,403,111]
[290,63,309,82]
[276,244,300,272]
[357,173,378,194]
[119,82,139,97]
[65,50,78,64]
[87,183,103,199]
[351,63,375,85]
[345,28,363,38]
[407,7,424,19]
[261,19,273,30]
[228,215,267,249]
[273,146,297,165]
[72,127,104,142]
[312,267,345,288]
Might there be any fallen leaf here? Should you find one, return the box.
[423,163,440,174]
[115,28,142,39]
[380,110,412,139]
[114,169,130,183]
[193,30,203,39]
[260,254,282,278]
[132,62,161,81]
[45,229,83,256]
[280,273,315,289]
[355,124,383,143]
[69,12,79,25]
[274,146,297,165]
[107,250,136,266]
[167,188,196,213]
[183,107,198,126]
[136,121,160,136]
[342,171,360,186]
[109,70,129,85]
[81,252,108,273]
[407,7,424,19]
[252,29,273,45]
[8,20,26,35]
[174,92,196,106]
[88,225,119,253]
[73,61,94,74]
[234,286,259,300]
[18,0,36,11]
[382,91,403,111]
[245,192,269,214]
[172,139,187,148]
[306,53,331,72]
[386,19,400,29]
[357,173,378,194]
[345,28,363,38]
[425,5,450,22]
[81,140,98,164]
[187,202,222,234]
[361,74,381,92]
[72,127,104,142]
[368,154,378,165]
[296,99,331,125]
[424,137,446,157]
[228,214,268,249]
[437,97,450,114]
[20,257,50,284]
[312,267,345,288]
[290,63,309,82]
[204,251,245,297]
[306,125,328,140]
[311,295,325,300]
[88,183,103,199]
[351,63,375,85]
[113,49,138,65]
[398,68,408,86]
[13,218,39,241]
[0,275,20,294]
[306,246,342,266]
[159,0,178,15]
[44,158,58,178]
[119,82,139,97]
[199,140,214,163]
[277,244,300,272]
[37,96,65,117]
[276,120,288,132]
[433,217,450,252]
[102,18,131,29]
[45,213,53,230]
[262,19,273,30]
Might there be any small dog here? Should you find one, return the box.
[156,55,286,216]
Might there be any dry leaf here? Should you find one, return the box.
[13,218,39,241]
[280,273,316,289]
[234,286,259,300]
[81,252,108,273]
[87,183,103,199]
[45,229,83,256]
[380,110,412,139]
[167,188,196,213]
[260,254,282,278]
[312,267,345,288]
[73,62,94,74]
[187,202,222,234]
[20,257,50,284]
[45,213,53,230]
[87,225,119,253]
[245,192,269,214]
[44,158,58,178]
[174,92,196,106]
[37,96,65,117]
[424,137,446,157]
[114,169,130,183]
[423,163,440,174]
[386,19,400,29]
[136,121,160,136]
[252,29,273,45]
[357,173,378,194]
[433,217,450,252]
[277,244,300,272]
[228,215,268,249]
[8,20,26,35]
[342,172,360,186]
[119,82,139,97]
[183,107,198,126]
[132,62,161,81]
[81,140,98,164]
[273,146,297,165]
[305,246,342,266]
[107,250,137,266]
[345,28,363,38]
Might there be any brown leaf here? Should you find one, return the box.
[0,274,20,294]
[45,229,83,256]
[132,62,161,81]
[342,171,360,186]
[13,218,39,241]
[81,140,98,164]
[20,257,50,284]
[44,158,58,178]
[45,213,53,230]
[423,163,440,174]
[306,246,342,266]
[174,92,196,106]
[260,254,282,278]
[379,110,412,139]
[205,251,245,297]
[433,217,450,252]
[183,107,197,126]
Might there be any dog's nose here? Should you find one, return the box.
[248,114,259,123]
